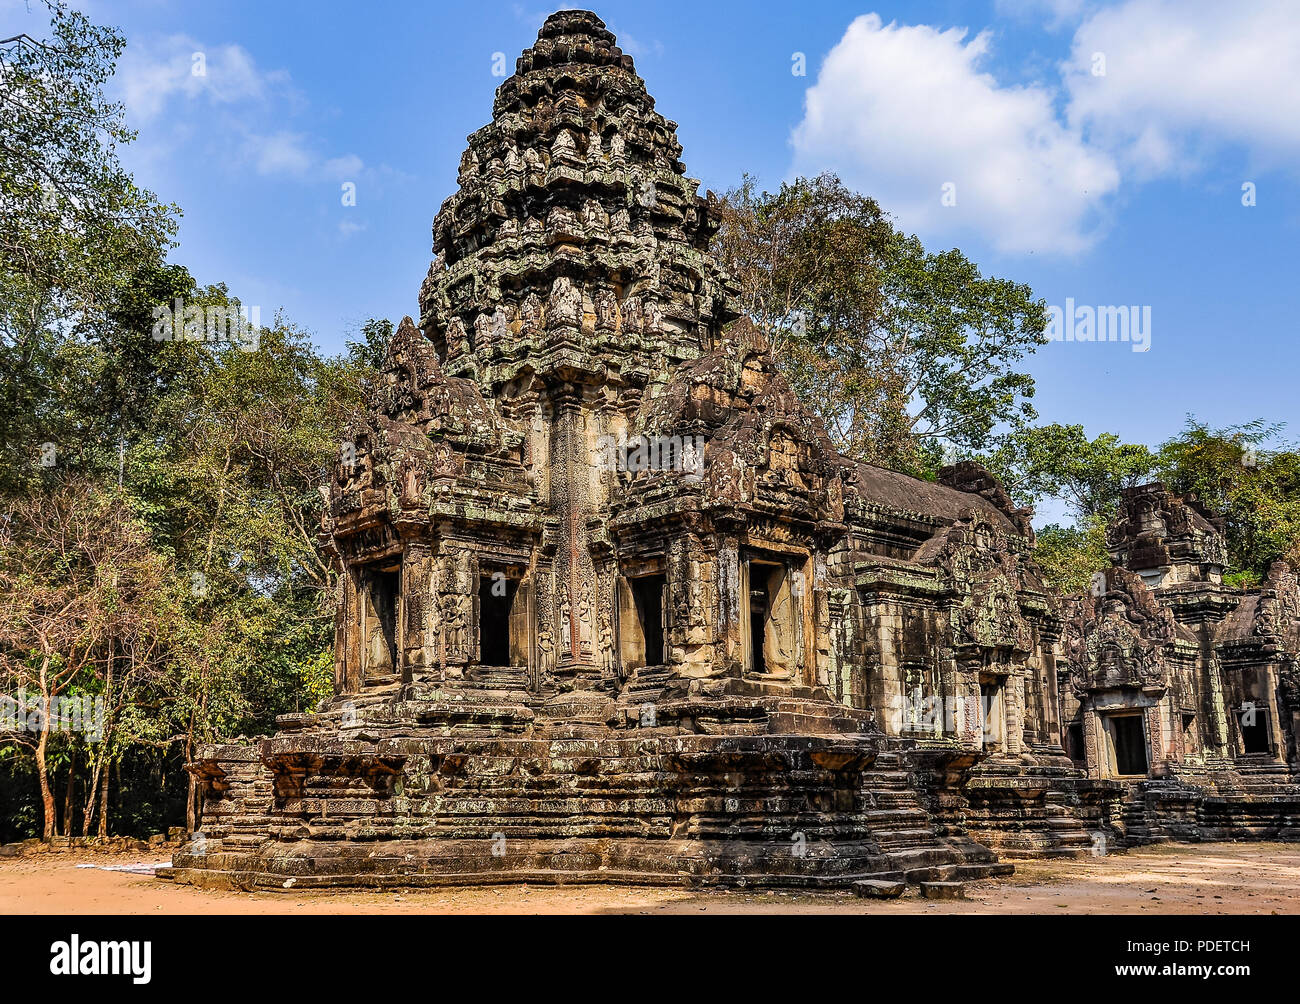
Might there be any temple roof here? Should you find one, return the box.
[417,9,737,392]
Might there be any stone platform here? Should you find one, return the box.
[160,687,1009,891]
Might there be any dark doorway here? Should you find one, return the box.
[1111,714,1148,775]
[368,568,399,672]
[748,565,773,675]
[1067,722,1086,762]
[1241,708,1270,754]
[630,574,665,666]
[479,574,518,666]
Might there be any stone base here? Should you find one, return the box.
[160,707,1011,891]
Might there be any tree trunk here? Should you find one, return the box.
[81,752,103,837]
[35,719,55,841]
[62,748,76,837]
[97,755,111,837]
[185,737,198,834]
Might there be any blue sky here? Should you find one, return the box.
[7,1,1298,514]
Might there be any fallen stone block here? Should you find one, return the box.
[851,879,905,899]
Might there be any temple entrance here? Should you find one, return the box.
[1240,707,1270,754]
[617,573,666,671]
[979,679,1006,750]
[1104,713,1148,776]
[363,567,399,676]
[742,557,796,678]
[478,572,527,667]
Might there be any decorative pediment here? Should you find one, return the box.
[1107,482,1228,573]
[1253,561,1300,642]
[922,513,1033,653]
[1063,566,1180,695]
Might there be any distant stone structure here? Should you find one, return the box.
[1061,483,1300,841]
[162,11,1300,891]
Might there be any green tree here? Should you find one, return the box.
[984,423,1158,522]
[0,1,178,493]
[1032,518,1110,595]
[715,173,1048,475]
[1155,418,1300,583]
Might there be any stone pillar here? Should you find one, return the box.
[336,568,363,695]
[548,387,599,687]
[713,532,743,675]
[401,543,436,683]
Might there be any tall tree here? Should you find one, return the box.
[0,479,171,838]
[1156,418,1299,585]
[715,173,1048,474]
[0,0,178,490]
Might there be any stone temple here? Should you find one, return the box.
[163,10,1300,891]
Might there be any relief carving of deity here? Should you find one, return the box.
[457,148,479,185]
[551,129,580,166]
[549,276,583,328]
[491,304,510,342]
[520,292,544,334]
[594,286,618,331]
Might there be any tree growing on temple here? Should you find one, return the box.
[1155,418,1300,586]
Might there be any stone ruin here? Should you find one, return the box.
[161,10,1300,892]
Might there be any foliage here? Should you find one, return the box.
[1154,418,1300,580]
[984,423,1158,521]
[715,173,1048,475]
[1032,519,1110,595]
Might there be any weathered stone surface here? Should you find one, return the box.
[852,879,905,899]
[164,11,1300,895]
[919,880,966,900]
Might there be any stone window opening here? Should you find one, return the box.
[742,557,797,679]
[363,566,400,677]
[1239,705,1271,755]
[1103,712,1149,776]
[618,573,666,671]
[477,571,527,667]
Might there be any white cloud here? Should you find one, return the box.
[1064,0,1300,175]
[116,35,290,124]
[114,33,361,183]
[323,154,365,181]
[244,131,314,177]
[994,0,1090,31]
[790,14,1119,255]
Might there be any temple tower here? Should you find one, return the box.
[414,10,736,690]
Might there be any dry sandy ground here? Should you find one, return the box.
[2,842,1298,914]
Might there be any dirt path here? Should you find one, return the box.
[3,842,1298,914]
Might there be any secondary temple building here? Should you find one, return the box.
[164,10,1300,891]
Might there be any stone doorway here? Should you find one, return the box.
[362,566,399,678]
[617,573,666,671]
[742,558,796,679]
[979,678,1006,750]
[1240,706,1271,755]
[478,573,526,667]
[1103,712,1149,776]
